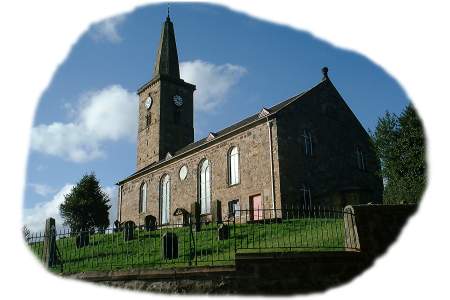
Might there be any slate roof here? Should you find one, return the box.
[118,78,328,184]
[153,16,180,79]
[173,92,304,156]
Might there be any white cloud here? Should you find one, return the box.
[180,60,247,111]
[28,183,56,197]
[90,15,126,43]
[23,184,74,233]
[31,85,138,163]
[23,184,118,233]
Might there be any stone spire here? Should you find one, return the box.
[153,15,180,79]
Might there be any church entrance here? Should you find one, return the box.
[249,194,263,221]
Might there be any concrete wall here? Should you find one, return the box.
[120,120,281,225]
[276,79,383,208]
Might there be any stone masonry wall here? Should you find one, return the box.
[276,79,383,208]
[120,120,281,225]
[345,204,417,257]
[68,251,372,295]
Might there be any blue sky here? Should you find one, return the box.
[23,3,410,232]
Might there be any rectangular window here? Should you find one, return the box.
[228,199,240,217]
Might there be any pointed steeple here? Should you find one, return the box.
[153,15,180,79]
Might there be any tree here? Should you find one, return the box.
[372,104,426,204]
[60,173,111,232]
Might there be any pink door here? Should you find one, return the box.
[250,194,263,221]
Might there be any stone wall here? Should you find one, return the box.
[345,204,417,257]
[68,251,372,295]
[276,79,383,208]
[120,120,281,225]
[136,77,195,170]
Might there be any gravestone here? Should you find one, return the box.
[190,202,201,231]
[217,223,229,240]
[162,232,178,259]
[75,231,90,248]
[123,221,135,241]
[173,208,190,226]
[211,200,222,224]
[43,218,57,268]
[144,215,157,231]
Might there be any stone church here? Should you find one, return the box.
[116,15,382,225]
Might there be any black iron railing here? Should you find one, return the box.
[234,206,359,252]
[26,206,359,273]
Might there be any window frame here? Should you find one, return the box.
[299,184,312,209]
[139,182,147,214]
[160,174,171,224]
[302,129,313,156]
[228,199,240,218]
[227,146,240,186]
[198,159,211,214]
[356,146,366,171]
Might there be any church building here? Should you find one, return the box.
[116,15,383,225]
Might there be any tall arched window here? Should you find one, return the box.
[139,182,147,214]
[199,159,211,214]
[228,146,240,185]
[356,146,366,171]
[160,174,170,224]
[302,129,313,156]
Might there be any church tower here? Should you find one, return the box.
[136,15,196,170]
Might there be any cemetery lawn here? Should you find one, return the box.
[29,218,346,273]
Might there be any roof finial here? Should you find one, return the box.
[321,66,329,80]
[167,3,170,20]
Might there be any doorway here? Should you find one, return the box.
[249,194,263,221]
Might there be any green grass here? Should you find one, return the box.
[29,217,345,273]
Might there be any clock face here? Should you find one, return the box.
[145,96,153,109]
[173,94,183,107]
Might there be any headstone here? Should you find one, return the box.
[113,220,121,233]
[123,221,135,241]
[211,200,222,224]
[162,232,178,259]
[190,202,201,231]
[217,223,229,240]
[75,231,90,248]
[144,215,157,231]
[173,208,190,226]
[43,218,57,268]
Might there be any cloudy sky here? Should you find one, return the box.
[23,3,410,232]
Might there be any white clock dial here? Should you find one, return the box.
[173,95,183,107]
[145,96,153,109]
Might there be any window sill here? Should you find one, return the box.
[228,182,240,188]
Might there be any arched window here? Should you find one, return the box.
[139,182,147,214]
[302,129,313,156]
[160,174,170,224]
[356,146,366,171]
[299,184,312,209]
[199,159,211,214]
[228,146,240,185]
